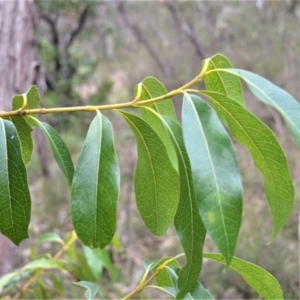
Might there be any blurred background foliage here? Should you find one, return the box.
[5,0,300,298]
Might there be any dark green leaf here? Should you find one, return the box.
[71,111,120,248]
[202,91,294,237]
[224,68,300,151]
[204,253,283,299]
[0,119,31,245]
[161,116,206,299]
[182,94,242,264]
[119,111,179,236]
[10,116,33,164]
[27,117,74,186]
[73,281,99,300]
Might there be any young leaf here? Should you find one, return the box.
[203,253,283,299]
[138,76,178,123]
[182,94,243,264]
[22,258,65,271]
[27,117,74,186]
[223,68,300,151]
[203,54,245,106]
[10,116,33,164]
[162,117,206,299]
[71,111,120,249]
[119,111,179,236]
[202,91,294,237]
[0,119,31,245]
[73,281,99,300]
[12,85,41,111]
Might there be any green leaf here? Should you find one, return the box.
[223,68,300,151]
[36,232,64,246]
[22,258,65,271]
[0,119,31,245]
[12,86,41,111]
[204,54,245,106]
[182,94,243,264]
[71,111,120,248]
[202,91,294,237]
[152,257,180,288]
[10,116,33,164]
[203,253,283,299]
[26,116,74,186]
[73,281,99,300]
[138,76,178,123]
[161,116,206,299]
[119,111,179,236]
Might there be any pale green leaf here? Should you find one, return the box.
[22,258,65,271]
[182,94,243,264]
[204,253,283,299]
[119,111,179,236]
[161,116,206,299]
[27,116,74,186]
[0,119,31,245]
[223,68,300,151]
[71,111,120,248]
[10,116,33,164]
[36,232,64,246]
[204,54,245,106]
[73,281,99,300]
[202,91,294,237]
[138,76,178,122]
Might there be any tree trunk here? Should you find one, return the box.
[0,0,43,276]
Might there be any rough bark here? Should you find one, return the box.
[0,0,45,276]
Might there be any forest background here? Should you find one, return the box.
[0,0,299,299]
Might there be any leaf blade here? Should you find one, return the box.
[0,119,31,245]
[202,91,294,237]
[27,117,74,186]
[119,111,179,236]
[71,111,120,248]
[203,253,283,299]
[182,94,243,264]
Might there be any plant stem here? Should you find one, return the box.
[12,231,78,300]
[0,75,202,118]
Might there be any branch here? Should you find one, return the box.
[65,4,91,48]
[118,2,170,75]
[164,1,206,60]
[40,14,61,73]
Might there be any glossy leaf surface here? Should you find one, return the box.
[204,253,283,299]
[162,116,206,299]
[0,119,31,245]
[120,111,179,236]
[182,94,243,264]
[71,111,120,248]
[202,91,294,237]
[28,116,74,186]
[224,68,300,150]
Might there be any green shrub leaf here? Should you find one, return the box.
[73,281,99,300]
[27,117,74,186]
[119,111,179,236]
[22,258,65,271]
[71,111,120,248]
[202,91,294,237]
[162,117,206,299]
[0,119,31,245]
[10,116,33,164]
[182,94,243,264]
[204,54,245,106]
[203,253,283,299]
[138,76,178,122]
[223,69,300,151]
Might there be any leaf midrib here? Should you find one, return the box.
[187,97,229,254]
